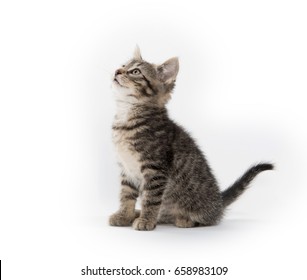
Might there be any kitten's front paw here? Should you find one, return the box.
[109,212,136,227]
[133,218,156,231]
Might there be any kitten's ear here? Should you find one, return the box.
[157,57,179,84]
[133,45,142,60]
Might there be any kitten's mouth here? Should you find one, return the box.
[113,77,122,86]
[113,77,129,89]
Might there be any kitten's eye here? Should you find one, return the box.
[131,69,141,75]
[122,65,125,67]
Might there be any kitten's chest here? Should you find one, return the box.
[112,127,142,181]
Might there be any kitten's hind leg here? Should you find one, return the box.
[158,205,175,224]
[175,214,196,228]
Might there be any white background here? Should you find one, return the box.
[1,0,307,279]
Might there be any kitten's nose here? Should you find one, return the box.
[115,69,124,76]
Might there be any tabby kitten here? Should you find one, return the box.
[109,46,273,231]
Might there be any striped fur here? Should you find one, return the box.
[109,48,273,231]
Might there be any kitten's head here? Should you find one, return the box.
[112,46,179,106]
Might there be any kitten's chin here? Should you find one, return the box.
[111,82,135,101]
[112,80,124,91]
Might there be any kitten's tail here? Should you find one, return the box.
[221,163,274,208]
